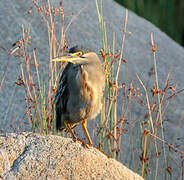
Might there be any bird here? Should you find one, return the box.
[54,45,105,145]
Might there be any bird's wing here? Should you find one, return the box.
[55,63,72,130]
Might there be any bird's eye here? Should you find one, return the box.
[71,51,83,57]
[77,51,83,57]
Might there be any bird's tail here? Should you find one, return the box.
[56,115,65,131]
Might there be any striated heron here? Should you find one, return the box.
[54,46,105,145]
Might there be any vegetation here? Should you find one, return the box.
[0,0,183,179]
[115,0,184,46]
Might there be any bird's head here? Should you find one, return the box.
[53,45,99,65]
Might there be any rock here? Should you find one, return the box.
[0,0,184,134]
[0,132,144,180]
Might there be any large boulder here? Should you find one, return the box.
[0,0,184,132]
[0,132,144,180]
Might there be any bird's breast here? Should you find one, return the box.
[67,65,104,122]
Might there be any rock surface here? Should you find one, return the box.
[0,0,184,135]
[0,132,144,180]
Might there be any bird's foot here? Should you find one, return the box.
[73,137,92,148]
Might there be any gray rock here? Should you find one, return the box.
[0,132,144,180]
[0,0,183,128]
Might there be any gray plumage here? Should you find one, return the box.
[55,46,105,144]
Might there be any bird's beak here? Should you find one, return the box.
[53,52,84,64]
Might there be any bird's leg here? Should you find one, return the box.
[64,120,90,148]
[64,120,77,142]
[82,119,93,146]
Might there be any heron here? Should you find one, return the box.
[54,45,105,145]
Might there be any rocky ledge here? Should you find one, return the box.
[0,132,143,180]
